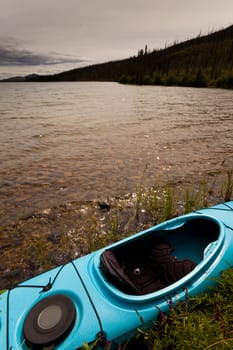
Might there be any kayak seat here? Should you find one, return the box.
[100,237,196,295]
[127,264,166,294]
[100,249,165,295]
[148,237,197,286]
[100,250,141,295]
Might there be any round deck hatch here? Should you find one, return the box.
[23,294,76,348]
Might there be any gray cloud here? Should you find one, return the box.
[0,39,86,66]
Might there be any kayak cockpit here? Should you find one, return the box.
[100,217,220,295]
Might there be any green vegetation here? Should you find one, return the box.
[116,26,233,88]
[135,268,233,350]
[21,24,233,90]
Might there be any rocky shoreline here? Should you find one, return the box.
[0,194,146,289]
[0,171,231,290]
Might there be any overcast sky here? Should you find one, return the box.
[0,0,232,79]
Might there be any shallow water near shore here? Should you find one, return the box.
[0,82,233,226]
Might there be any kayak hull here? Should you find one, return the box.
[1,201,233,349]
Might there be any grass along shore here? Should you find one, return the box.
[0,170,233,349]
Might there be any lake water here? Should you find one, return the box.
[0,82,232,226]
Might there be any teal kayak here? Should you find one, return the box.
[1,201,233,349]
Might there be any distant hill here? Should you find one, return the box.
[4,25,233,88]
[2,73,40,82]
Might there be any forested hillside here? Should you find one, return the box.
[20,25,233,88]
